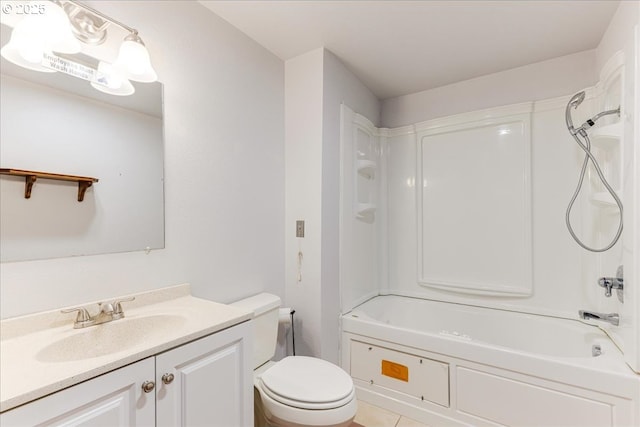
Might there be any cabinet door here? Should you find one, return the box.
[156,321,253,427]
[1,358,155,427]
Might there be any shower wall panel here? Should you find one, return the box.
[384,98,590,319]
[415,108,533,296]
[340,105,381,312]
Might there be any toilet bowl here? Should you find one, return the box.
[255,357,357,427]
[232,293,357,427]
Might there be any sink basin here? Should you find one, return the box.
[36,315,186,363]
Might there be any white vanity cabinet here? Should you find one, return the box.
[0,357,156,426]
[0,321,252,427]
[156,321,252,427]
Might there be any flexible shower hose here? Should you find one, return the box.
[565,130,623,252]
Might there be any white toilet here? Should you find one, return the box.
[232,293,357,427]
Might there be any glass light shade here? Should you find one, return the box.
[115,38,157,83]
[91,79,135,96]
[0,44,55,72]
[0,20,55,72]
[42,2,81,54]
[91,61,135,96]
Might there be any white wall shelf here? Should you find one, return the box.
[356,203,376,218]
[591,191,622,207]
[590,122,622,147]
[352,116,379,221]
[357,160,377,179]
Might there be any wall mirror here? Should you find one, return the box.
[0,23,164,262]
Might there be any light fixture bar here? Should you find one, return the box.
[62,0,138,35]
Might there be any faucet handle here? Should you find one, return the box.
[112,297,136,319]
[598,276,623,297]
[98,301,115,314]
[598,278,614,297]
[61,307,93,328]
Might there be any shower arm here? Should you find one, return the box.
[567,107,621,137]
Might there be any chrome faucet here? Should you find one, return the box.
[579,310,619,326]
[598,265,624,298]
[61,297,135,329]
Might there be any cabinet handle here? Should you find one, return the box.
[142,381,155,393]
[161,373,175,385]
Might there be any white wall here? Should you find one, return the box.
[1,1,285,318]
[381,50,597,128]
[284,48,379,362]
[284,48,324,357]
[321,50,380,362]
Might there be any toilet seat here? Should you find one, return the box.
[259,381,356,411]
[258,356,355,410]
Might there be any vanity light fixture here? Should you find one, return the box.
[114,31,157,83]
[90,60,135,96]
[0,0,157,96]
[1,1,79,72]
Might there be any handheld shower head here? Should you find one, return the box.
[568,91,586,109]
[565,90,620,136]
[565,91,585,134]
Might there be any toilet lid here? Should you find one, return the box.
[259,356,354,409]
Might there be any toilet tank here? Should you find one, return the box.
[231,293,281,369]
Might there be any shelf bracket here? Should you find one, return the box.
[77,181,93,202]
[24,175,37,199]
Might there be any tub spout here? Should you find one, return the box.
[579,310,619,326]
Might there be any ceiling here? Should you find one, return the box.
[201,1,619,100]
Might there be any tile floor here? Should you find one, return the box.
[352,400,431,427]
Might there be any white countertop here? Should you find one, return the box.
[0,284,252,412]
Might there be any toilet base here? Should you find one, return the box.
[263,413,355,427]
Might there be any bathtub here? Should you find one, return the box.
[341,295,640,427]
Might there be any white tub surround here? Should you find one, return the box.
[340,46,639,367]
[342,296,640,427]
[0,283,252,412]
[337,7,639,427]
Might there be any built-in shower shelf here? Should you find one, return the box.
[591,191,621,207]
[590,122,622,146]
[356,203,376,218]
[357,160,377,179]
[0,168,99,202]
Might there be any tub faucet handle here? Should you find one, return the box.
[598,276,623,297]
